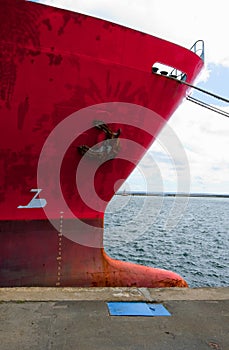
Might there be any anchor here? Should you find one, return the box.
[78,120,121,161]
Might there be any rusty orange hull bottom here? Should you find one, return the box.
[0,220,188,287]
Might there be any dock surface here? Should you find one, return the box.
[0,287,228,350]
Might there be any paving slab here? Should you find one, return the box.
[0,288,228,350]
[0,286,228,301]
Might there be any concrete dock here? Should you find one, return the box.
[0,287,228,350]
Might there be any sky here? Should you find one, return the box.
[34,0,229,194]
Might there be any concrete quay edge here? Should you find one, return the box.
[0,286,228,302]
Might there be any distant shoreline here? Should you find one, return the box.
[116,192,229,198]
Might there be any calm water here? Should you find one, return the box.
[104,196,229,287]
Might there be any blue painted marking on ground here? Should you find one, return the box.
[107,302,171,316]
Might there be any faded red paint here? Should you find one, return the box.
[0,0,203,287]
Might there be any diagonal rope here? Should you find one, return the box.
[167,75,229,104]
[186,95,229,118]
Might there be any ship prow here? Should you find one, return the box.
[0,0,203,287]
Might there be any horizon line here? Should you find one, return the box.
[116,191,229,198]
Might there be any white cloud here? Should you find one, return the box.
[127,101,229,194]
[164,102,229,193]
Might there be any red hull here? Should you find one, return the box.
[0,0,203,287]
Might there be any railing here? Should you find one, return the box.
[152,40,205,81]
[169,40,204,80]
[190,40,205,62]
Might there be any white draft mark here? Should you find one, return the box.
[17,189,47,209]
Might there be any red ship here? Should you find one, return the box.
[0,0,204,287]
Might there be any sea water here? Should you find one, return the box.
[104,195,229,287]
